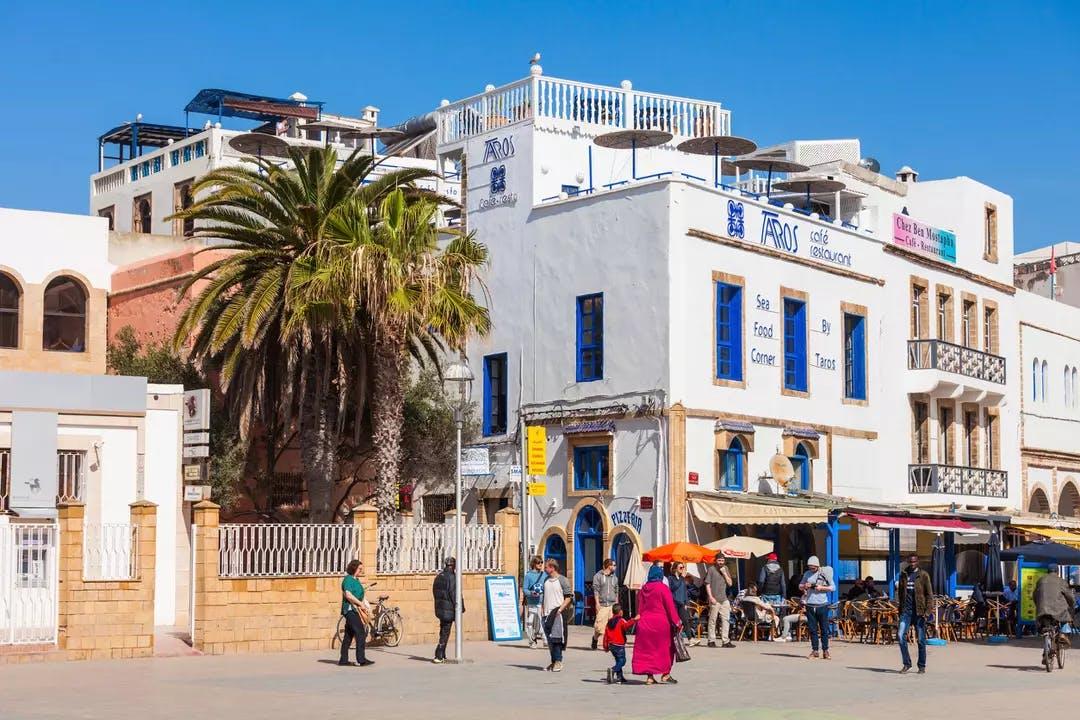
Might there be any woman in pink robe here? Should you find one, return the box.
[632,565,682,684]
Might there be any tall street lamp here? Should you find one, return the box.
[443,359,473,663]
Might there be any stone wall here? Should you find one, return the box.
[192,503,520,656]
[57,501,157,660]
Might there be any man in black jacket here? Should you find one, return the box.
[432,557,462,663]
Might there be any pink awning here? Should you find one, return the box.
[847,513,986,534]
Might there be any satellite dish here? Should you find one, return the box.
[858,157,881,173]
[769,452,795,492]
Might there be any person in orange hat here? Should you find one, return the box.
[757,551,787,607]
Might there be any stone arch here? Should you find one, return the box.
[1029,487,1052,514]
[1058,479,1080,518]
[607,523,643,558]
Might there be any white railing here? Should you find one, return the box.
[218,524,359,579]
[57,450,85,504]
[376,522,502,574]
[0,522,59,645]
[93,169,126,196]
[82,523,138,581]
[438,75,729,145]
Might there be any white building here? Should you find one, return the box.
[429,68,1022,605]
[0,208,188,629]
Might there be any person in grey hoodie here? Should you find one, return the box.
[757,552,786,606]
[591,558,619,650]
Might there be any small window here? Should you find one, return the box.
[961,300,976,348]
[482,353,508,436]
[133,193,152,233]
[964,410,978,466]
[843,312,866,400]
[910,281,928,340]
[1042,360,1049,403]
[715,282,743,382]
[97,206,115,231]
[984,409,998,469]
[914,401,930,463]
[576,293,603,382]
[783,298,807,392]
[0,273,20,348]
[42,276,87,352]
[1066,367,1072,408]
[983,306,996,354]
[936,292,951,341]
[720,438,745,491]
[789,442,811,491]
[573,445,609,491]
[1073,367,1079,408]
[984,203,998,262]
[1033,357,1040,402]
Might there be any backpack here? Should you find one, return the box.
[762,566,784,596]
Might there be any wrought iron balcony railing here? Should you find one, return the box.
[908,463,1007,498]
[907,339,1006,384]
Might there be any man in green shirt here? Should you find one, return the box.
[339,559,374,667]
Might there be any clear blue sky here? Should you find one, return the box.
[1,1,1076,251]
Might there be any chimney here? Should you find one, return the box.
[362,105,380,125]
[895,165,918,183]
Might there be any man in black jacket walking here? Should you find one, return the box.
[432,557,461,663]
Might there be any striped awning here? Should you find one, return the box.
[690,498,828,526]
[564,420,616,435]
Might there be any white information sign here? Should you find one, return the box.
[484,575,522,642]
[182,445,210,459]
[461,447,491,476]
[183,432,210,445]
[183,389,211,431]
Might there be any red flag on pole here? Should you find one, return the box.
[1050,246,1058,275]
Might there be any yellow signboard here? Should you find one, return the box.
[527,426,547,475]
[1020,566,1048,623]
[527,482,548,497]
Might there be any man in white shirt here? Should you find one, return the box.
[541,559,574,672]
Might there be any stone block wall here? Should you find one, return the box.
[57,501,157,660]
[192,502,520,655]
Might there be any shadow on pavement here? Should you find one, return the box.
[507,663,547,671]
[845,666,902,674]
[759,652,808,659]
[986,664,1046,673]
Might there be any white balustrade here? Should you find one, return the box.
[82,523,138,581]
[57,450,85,505]
[377,522,502,575]
[218,524,359,579]
[93,169,126,196]
[0,522,59,645]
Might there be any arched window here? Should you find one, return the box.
[790,442,812,492]
[1032,358,1040,402]
[1073,368,1078,408]
[0,272,20,348]
[543,535,567,573]
[1066,366,1072,408]
[720,437,745,491]
[42,276,87,352]
[1042,360,1049,403]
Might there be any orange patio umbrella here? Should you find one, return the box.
[642,542,718,564]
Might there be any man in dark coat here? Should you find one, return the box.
[1035,564,1075,648]
[896,554,935,674]
[432,557,462,663]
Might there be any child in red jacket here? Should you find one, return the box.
[603,604,637,684]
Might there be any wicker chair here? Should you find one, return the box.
[738,600,776,642]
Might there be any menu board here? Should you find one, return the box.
[1020,566,1048,623]
[485,575,522,642]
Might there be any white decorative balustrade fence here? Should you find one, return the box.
[218,524,359,579]
[82,523,138,581]
[376,523,503,575]
[438,75,729,145]
[0,522,58,645]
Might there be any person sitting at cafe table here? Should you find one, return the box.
[845,578,867,601]
[1003,580,1019,627]
[776,598,806,642]
[738,582,780,633]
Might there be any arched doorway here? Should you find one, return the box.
[611,531,635,612]
[544,534,567,572]
[789,442,812,492]
[1030,488,1051,514]
[574,506,604,624]
[1059,481,1080,518]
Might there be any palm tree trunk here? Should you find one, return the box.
[300,345,338,522]
[371,327,407,522]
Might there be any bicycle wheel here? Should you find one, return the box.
[1044,634,1054,673]
[1058,635,1066,669]
[333,615,345,649]
[382,610,403,647]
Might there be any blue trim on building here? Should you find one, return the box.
[783,297,807,391]
[715,282,742,381]
[482,353,508,436]
[576,293,604,382]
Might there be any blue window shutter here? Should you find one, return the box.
[784,298,807,391]
[573,445,609,491]
[482,357,493,436]
[482,353,508,436]
[852,315,866,399]
[715,283,742,381]
[576,293,603,382]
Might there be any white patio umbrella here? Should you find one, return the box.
[625,546,647,590]
[705,535,775,560]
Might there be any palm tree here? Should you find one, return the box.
[322,189,491,520]
[171,146,435,521]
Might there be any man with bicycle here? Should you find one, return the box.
[1035,564,1075,657]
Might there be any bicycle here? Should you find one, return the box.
[333,591,404,648]
[1039,619,1066,673]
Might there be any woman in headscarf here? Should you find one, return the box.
[631,565,682,684]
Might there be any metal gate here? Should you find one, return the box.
[0,522,58,645]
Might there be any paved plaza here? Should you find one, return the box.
[2,633,1078,719]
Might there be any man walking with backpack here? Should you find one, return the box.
[758,552,787,607]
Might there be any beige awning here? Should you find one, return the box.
[690,497,828,526]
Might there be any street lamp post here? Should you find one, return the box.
[443,359,474,663]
